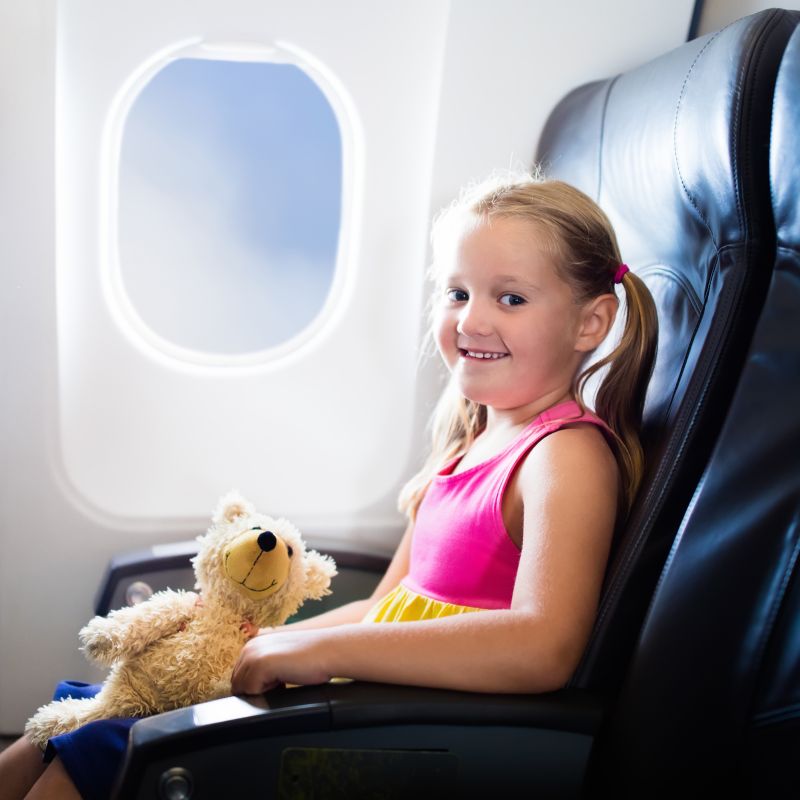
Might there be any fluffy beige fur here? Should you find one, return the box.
[25,491,337,749]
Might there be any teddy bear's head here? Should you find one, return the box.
[191,491,337,627]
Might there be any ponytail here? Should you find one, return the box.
[577,270,658,512]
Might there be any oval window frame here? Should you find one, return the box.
[100,39,363,371]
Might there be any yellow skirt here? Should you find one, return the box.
[362,582,483,623]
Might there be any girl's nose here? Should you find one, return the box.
[456,300,493,337]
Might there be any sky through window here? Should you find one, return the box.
[119,58,342,354]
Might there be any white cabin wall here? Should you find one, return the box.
[698,1,800,37]
[54,0,450,541]
[0,0,65,733]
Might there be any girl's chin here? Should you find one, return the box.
[452,381,505,408]
[453,377,548,412]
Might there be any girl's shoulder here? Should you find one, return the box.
[531,399,609,436]
[518,417,619,503]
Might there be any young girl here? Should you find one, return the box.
[0,173,657,799]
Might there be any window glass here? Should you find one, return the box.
[118,58,342,354]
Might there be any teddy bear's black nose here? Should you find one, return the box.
[257,531,277,552]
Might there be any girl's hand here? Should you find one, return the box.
[231,629,333,695]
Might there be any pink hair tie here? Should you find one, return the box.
[614,263,630,284]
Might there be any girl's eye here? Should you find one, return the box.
[499,293,526,306]
[445,288,468,302]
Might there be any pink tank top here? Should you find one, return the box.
[403,400,610,610]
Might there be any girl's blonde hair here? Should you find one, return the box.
[399,172,658,519]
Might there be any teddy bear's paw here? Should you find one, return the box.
[24,715,54,750]
[24,698,99,749]
[79,616,121,665]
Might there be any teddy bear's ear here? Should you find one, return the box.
[212,490,255,525]
[303,551,337,600]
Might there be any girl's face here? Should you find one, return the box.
[434,216,592,416]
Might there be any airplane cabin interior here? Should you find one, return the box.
[1,1,799,797]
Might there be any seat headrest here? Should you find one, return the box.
[538,12,785,430]
[771,23,800,250]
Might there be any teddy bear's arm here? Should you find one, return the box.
[79,590,199,667]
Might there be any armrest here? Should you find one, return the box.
[95,541,201,615]
[113,682,606,799]
[96,541,388,616]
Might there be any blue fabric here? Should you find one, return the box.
[43,682,137,800]
[52,681,103,701]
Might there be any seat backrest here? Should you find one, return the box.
[591,19,800,795]
[536,8,799,694]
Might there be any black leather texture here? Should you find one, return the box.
[589,14,800,798]
[537,8,800,697]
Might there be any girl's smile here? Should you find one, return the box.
[459,348,509,360]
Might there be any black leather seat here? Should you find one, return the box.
[588,19,800,796]
[110,10,800,798]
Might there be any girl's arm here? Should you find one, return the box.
[264,522,415,632]
[232,426,618,695]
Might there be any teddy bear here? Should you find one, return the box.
[25,491,337,749]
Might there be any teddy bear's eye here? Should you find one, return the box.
[251,527,261,531]
[287,546,294,557]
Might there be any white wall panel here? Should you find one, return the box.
[56,0,450,534]
[0,0,71,735]
[698,0,800,37]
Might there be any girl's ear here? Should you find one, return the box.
[575,293,618,352]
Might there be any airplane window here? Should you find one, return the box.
[118,57,342,355]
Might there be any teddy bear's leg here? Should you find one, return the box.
[24,697,108,750]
